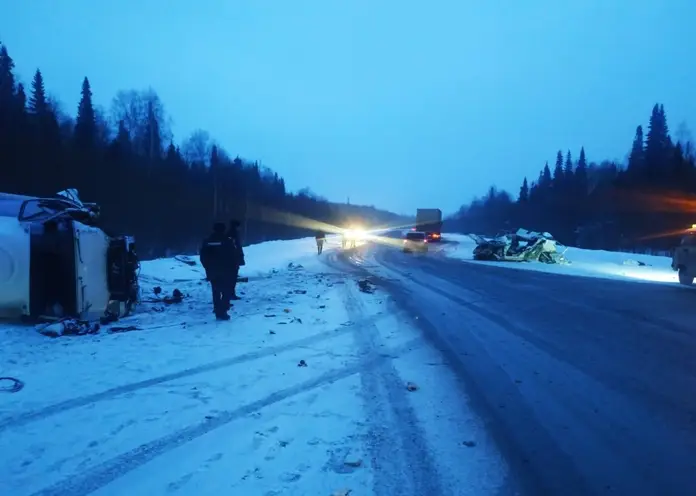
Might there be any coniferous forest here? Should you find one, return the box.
[3,41,694,257]
[447,104,696,253]
[0,43,406,259]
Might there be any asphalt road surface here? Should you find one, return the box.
[328,241,696,496]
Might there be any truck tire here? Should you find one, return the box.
[678,267,693,285]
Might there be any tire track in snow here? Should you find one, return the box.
[338,267,443,495]
[29,339,423,496]
[0,314,386,433]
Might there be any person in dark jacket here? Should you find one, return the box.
[227,219,246,301]
[200,222,235,320]
[315,230,326,255]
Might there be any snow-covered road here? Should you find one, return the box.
[0,238,508,496]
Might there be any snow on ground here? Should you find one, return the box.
[0,235,509,496]
[0,238,362,495]
[442,233,678,284]
[145,235,343,279]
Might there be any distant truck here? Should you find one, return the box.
[415,208,442,242]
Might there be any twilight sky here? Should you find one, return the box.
[2,0,695,215]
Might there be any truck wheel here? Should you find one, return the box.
[678,267,693,285]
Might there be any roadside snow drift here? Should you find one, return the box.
[442,233,677,284]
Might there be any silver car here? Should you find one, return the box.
[403,231,428,253]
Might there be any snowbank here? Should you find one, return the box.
[143,235,343,282]
[443,233,677,284]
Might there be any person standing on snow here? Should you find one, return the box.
[315,230,326,254]
[200,222,236,320]
[226,219,246,301]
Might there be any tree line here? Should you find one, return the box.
[0,42,406,259]
[446,103,696,252]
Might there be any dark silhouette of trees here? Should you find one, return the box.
[0,42,405,259]
[447,102,696,252]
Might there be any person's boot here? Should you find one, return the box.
[214,303,233,314]
[215,312,231,321]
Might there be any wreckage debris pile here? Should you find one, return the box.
[37,319,100,338]
[470,228,570,264]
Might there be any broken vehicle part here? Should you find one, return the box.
[470,228,569,264]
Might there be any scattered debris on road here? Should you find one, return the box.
[344,456,363,468]
[623,258,649,267]
[142,287,185,305]
[406,381,419,391]
[358,279,376,294]
[174,255,198,266]
[37,319,100,338]
[470,228,569,264]
[108,325,140,334]
[0,377,24,393]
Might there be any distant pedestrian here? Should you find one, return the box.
[315,230,326,255]
[200,222,236,320]
[227,219,246,301]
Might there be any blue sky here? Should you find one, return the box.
[2,1,695,215]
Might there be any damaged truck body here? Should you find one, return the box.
[0,189,139,322]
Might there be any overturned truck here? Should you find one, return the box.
[470,228,569,264]
[0,189,139,322]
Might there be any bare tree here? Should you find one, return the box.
[93,105,111,145]
[110,88,172,157]
[676,121,695,161]
[181,129,211,166]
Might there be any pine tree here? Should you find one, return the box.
[628,125,644,170]
[575,148,588,196]
[645,103,671,170]
[15,82,26,112]
[541,162,552,188]
[144,100,162,161]
[28,69,47,114]
[518,177,529,202]
[0,44,16,106]
[74,77,96,148]
[577,147,587,171]
[564,150,573,178]
[553,150,564,185]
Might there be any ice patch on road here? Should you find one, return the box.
[443,233,677,284]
